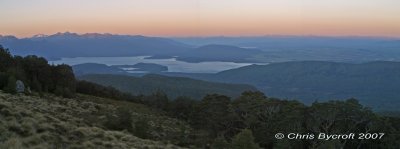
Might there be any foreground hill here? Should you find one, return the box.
[2,90,400,148]
[189,61,400,111]
[0,91,188,148]
[79,74,257,99]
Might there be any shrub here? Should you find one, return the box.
[133,118,150,139]
[231,129,260,149]
[0,137,24,149]
[211,137,230,149]
[104,107,133,132]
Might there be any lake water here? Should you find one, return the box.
[50,56,261,73]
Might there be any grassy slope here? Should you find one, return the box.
[0,91,189,148]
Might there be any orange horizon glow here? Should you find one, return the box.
[1,0,400,38]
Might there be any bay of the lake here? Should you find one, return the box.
[49,56,262,73]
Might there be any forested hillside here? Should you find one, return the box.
[69,59,400,111]
[79,74,257,99]
[178,61,400,111]
[0,45,76,97]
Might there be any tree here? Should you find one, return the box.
[3,75,17,94]
[306,99,377,148]
[169,96,197,120]
[231,129,260,149]
[51,64,76,97]
[232,91,269,129]
[232,91,306,148]
[0,45,13,72]
[192,94,239,138]
[31,77,42,93]
[0,72,9,89]
[144,90,169,110]
[22,55,52,92]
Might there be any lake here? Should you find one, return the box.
[50,56,263,73]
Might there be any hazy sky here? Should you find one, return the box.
[1,0,400,37]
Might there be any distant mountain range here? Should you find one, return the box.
[0,32,264,62]
[173,36,400,50]
[3,32,400,63]
[0,32,190,59]
[78,74,257,99]
[174,36,400,62]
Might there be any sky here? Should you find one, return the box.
[1,0,400,37]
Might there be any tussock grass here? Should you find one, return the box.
[0,91,188,148]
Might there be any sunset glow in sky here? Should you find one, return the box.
[1,0,400,37]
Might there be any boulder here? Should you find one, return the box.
[16,80,25,93]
